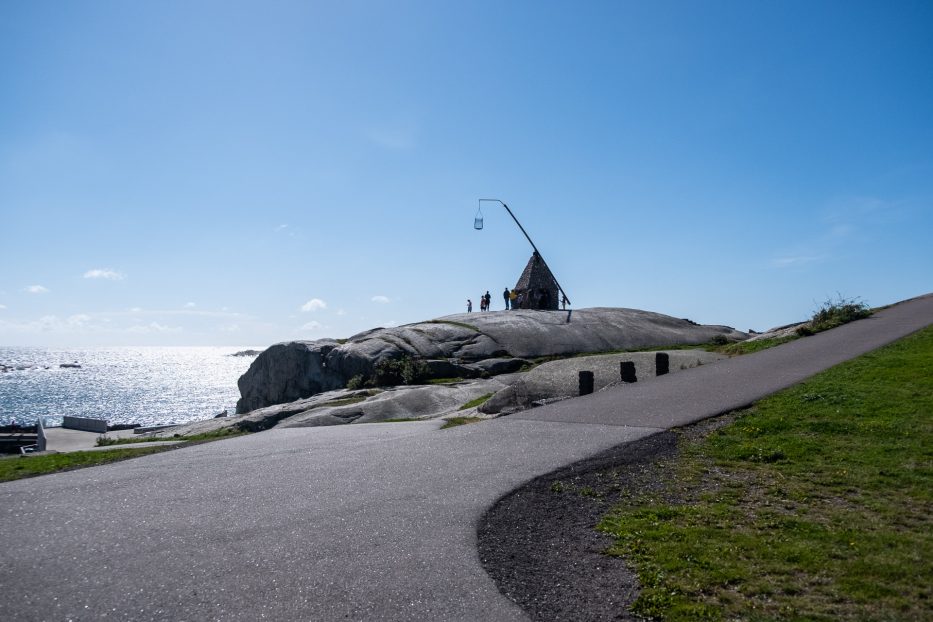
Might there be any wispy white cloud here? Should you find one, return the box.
[0,310,234,341]
[371,295,391,304]
[275,224,298,238]
[301,298,327,312]
[336,308,347,316]
[112,308,247,320]
[826,195,892,218]
[25,285,49,294]
[771,255,826,268]
[0,314,101,334]
[83,268,125,281]
[128,322,181,334]
[770,196,883,270]
[0,304,6,310]
[301,320,323,331]
[67,314,92,326]
[184,302,196,308]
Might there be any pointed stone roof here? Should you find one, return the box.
[514,252,559,310]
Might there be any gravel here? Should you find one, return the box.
[478,415,738,621]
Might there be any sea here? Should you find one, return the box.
[0,347,260,427]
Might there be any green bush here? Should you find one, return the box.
[809,294,872,332]
[373,357,429,386]
[346,374,367,390]
[710,334,729,346]
[401,358,428,385]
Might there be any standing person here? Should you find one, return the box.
[467,299,472,313]
[479,295,486,312]
[503,287,510,310]
[510,289,518,309]
[484,291,492,312]
[561,293,568,310]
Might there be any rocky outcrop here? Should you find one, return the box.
[154,382,504,438]
[745,321,809,342]
[156,345,730,439]
[479,350,727,414]
[278,380,506,428]
[466,357,529,376]
[235,340,345,413]
[236,308,747,414]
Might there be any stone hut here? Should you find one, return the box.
[513,251,559,310]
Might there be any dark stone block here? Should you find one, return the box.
[620,361,637,383]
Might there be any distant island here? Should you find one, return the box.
[229,349,263,357]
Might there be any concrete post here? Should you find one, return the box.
[36,416,46,452]
[578,371,594,395]
[620,361,637,383]
[655,352,670,376]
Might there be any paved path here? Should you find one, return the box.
[1,294,930,621]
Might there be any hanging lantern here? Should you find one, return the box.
[474,204,484,230]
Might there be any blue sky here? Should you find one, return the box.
[1,0,931,346]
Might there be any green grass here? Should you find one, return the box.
[440,416,485,429]
[599,325,933,620]
[427,377,466,385]
[706,297,874,357]
[381,417,422,423]
[0,446,175,482]
[459,393,494,410]
[522,344,714,372]
[0,428,248,482]
[710,334,800,356]
[96,427,246,446]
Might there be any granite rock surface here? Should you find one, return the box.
[236,308,746,413]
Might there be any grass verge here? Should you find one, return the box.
[96,428,246,446]
[459,393,494,410]
[598,324,932,620]
[2,428,250,482]
[0,446,174,482]
[711,334,799,356]
[441,416,485,429]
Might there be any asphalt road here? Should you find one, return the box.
[1,294,930,621]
